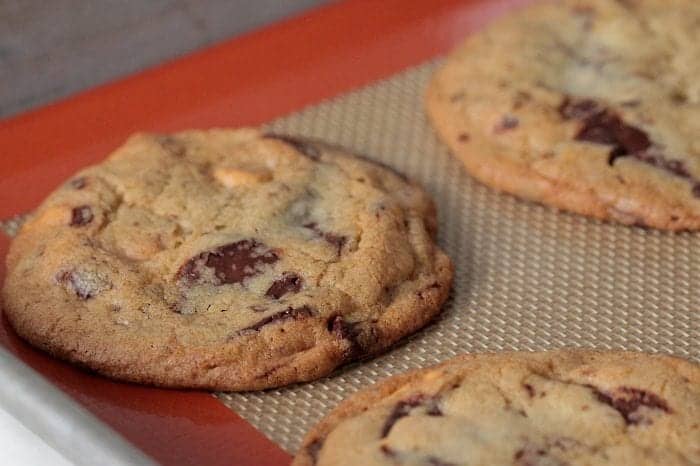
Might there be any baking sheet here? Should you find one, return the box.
[217,60,700,453]
[2,59,698,456]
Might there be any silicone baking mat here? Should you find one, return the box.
[217,60,700,453]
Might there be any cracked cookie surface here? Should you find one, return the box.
[1,128,453,390]
[426,0,700,230]
[294,350,700,466]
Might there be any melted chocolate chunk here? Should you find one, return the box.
[178,240,278,285]
[266,272,303,299]
[69,177,87,189]
[327,315,365,359]
[306,439,324,464]
[576,111,650,159]
[692,183,700,198]
[523,383,536,398]
[626,150,690,178]
[380,394,442,438]
[263,133,321,160]
[558,97,600,120]
[457,133,470,143]
[592,386,670,425]
[559,97,700,195]
[304,222,347,255]
[494,115,520,133]
[70,205,94,227]
[238,305,314,334]
[327,315,357,340]
[559,97,650,159]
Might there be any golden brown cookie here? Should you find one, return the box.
[295,350,700,466]
[1,129,452,390]
[426,0,700,230]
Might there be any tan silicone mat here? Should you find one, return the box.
[2,60,698,455]
[216,60,700,453]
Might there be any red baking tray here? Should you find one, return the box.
[0,1,528,464]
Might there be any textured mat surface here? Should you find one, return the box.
[2,60,698,455]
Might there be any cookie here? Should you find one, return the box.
[294,350,700,466]
[426,0,700,230]
[1,128,453,390]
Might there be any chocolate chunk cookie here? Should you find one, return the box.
[426,0,700,230]
[2,129,452,390]
[294,350,700,466]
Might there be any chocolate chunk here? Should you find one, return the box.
[560,98,673,175]
[304,222,347,255]
[266,272,303,299]
[70,205,94,227]
[178,240,278,285]
[523,383,536,398]
[69,177,87,189]
[380,394,442,438]
[494,115,519,133]
[380,445,396,457]
[576,111,651,160]
[381,403,413,438]
[627,150,690,177]
[558,97,600,120]
[559,97,652,160]
[263,133,321,160]
[692,183,700,199]
[457,133,470,143]
[593,386,670,425]
[326,315,365,359]
[306,439,324,464]
[327,315,357,340]
[237,305,314,334]
[55,270,108,300]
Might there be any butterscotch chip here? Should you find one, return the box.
[294,350,700,466]
[2,128,452,390]
[426,0,700,230]
[213,166,272,188]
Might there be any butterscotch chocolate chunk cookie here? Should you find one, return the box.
[2,129,452,390]
[426,0,700,230]
[294,350,700,466]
